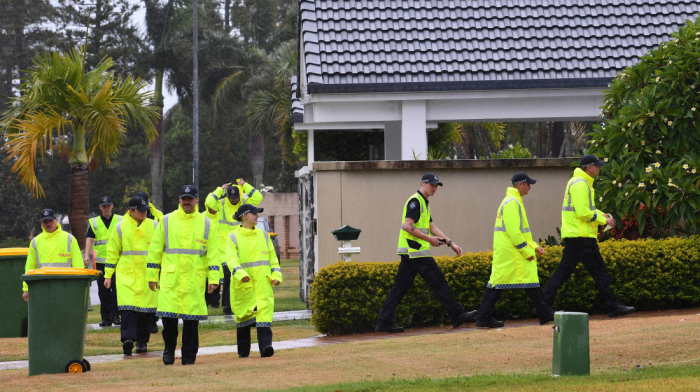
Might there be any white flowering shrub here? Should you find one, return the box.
[590,18,700,234]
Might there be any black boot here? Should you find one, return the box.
[237,325,251,358]
[261,345,274,358]
[452,310,478,328]
[375,319,404,333]
[135,342,148,353]
[162,348,175,365]
[608,305,635,318]
[99,320,112,328]
[122,340,134,356]
[475,317,504,328]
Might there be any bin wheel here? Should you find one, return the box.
[65,360,86,373]
[83,359,91,371]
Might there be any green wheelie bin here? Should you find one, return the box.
[0,248,29,338]
[22,267,101,376]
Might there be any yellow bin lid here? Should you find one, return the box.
[26,267,101,277]
[0,248,29,257]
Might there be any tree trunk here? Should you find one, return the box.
[250,130,265,187]
[69,163,90,250]
[150,70,165,209]
[551,122,565,158]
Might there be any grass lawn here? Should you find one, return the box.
[1,310,698,391]
[278,363,700,391]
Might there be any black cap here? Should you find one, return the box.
[421,173,443,186]
[233,204,264,221]
[128,196,150,212]
[179,185,198,199]
[511,172,537,185]
[580,154,606,168]
[227,186,240,200]
[134,191,149,203]
[99,196,113,206]
[39,208,56,222]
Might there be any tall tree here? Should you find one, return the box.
[0,0,62,107]
[1,49,159,249]
[58,0,148,78]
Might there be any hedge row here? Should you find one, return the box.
[309,237,700,335]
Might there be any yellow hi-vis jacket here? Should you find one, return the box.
[148,203,164,223]
[24,225,83,291]
[489,187,540,289]
[105,212,159,312]
[205,183,263,277]
[225,226,282,327]
[147,206,220,320]
[561,168,608,239]
[397,192,432,258]
[90,214,122,264]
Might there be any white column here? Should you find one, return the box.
[307,129,315,165]
[400,100,427,160]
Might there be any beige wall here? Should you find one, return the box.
[258,193,300,251]
[315,161,576,269]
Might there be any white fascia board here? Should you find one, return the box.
[306,87,603,103]
[302,88,604,123]
[293,122,386,131]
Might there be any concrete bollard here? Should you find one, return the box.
[552,311,590,376]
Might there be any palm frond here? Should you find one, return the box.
[2,110,70,196]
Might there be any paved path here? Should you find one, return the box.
[85,310,312,330]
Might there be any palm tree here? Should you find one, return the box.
[1,49,159,249]
[213,39,297,167]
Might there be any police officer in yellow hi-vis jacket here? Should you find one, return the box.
[226,204,282,358]
[148,185,220,365]
[84,196,122,327]
[134,191,163,334]
[376,173,477,333]
[475,173,555,328]
[543,155,635,317]
[23,209,84,301]
[205,179,263,314]
[104,196,159,355]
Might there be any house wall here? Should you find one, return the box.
[258,193,300,258]
[313,159,578,270]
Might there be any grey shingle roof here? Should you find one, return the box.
[291,76,304,124]
[298,0,700,94]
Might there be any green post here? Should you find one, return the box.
[552,312,590,376]
[0,249,29,338]
[22,270,99,376]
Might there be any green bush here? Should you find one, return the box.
[590,17,700,234]
[309,237,700,335]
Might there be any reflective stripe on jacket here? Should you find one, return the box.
[489,187,540,289]
[147,206,220,320]
[105,212,159,312]
[225,226,282,327]
[23,226,84,291]
[91,214,122,263]
[397,192,432,258]
[561,168,607,239]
